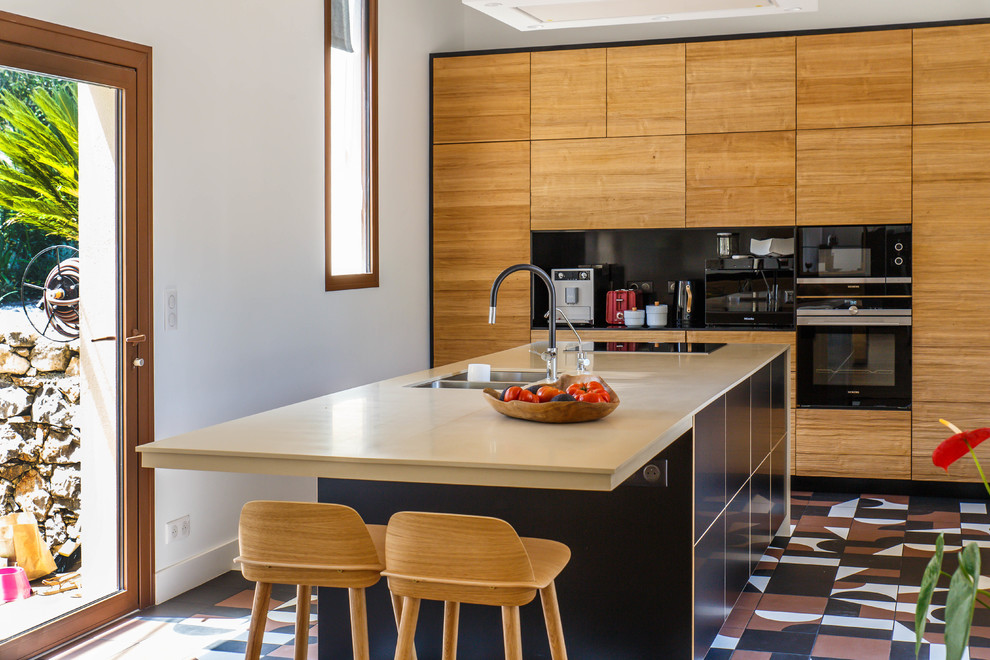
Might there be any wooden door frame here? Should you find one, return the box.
[0,10,154,658]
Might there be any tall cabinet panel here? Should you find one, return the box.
[432,53,530,144]
[606,44,685,137]
[912,122,990,480]
[686,37,795,134]
[796,29,912,129]
[686,131,795,227]
[432,142,531,366]
[914,24,990,125]
[796,127,911,225]
[531,49,606,140]
[531,136,686,230]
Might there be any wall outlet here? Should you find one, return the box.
[165,515,190,544]
[667,280,677,294]
[165,287,178,332]
[628,280,654,294]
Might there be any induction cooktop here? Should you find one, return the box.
[572,342,726,354]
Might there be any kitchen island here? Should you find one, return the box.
[138,341,790,659]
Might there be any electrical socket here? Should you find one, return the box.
[628,280,654,294]
[165,515,190,544]
[667,280,677,294]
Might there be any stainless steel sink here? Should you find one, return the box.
[408,369,545,390]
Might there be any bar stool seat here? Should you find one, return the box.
[235,501,388,660]
[383,511,571,660]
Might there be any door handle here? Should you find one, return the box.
[125,333,146,344]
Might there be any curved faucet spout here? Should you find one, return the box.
[490,264,557,382]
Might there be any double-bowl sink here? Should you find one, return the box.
[409,370,545,390]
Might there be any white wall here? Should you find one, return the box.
[0,0,463,601]
[459,0,990,50]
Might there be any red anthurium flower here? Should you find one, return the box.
[932,420,990,471]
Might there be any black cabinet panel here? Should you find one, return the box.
[751,364,772,468]
[694,515,726,660]
[725,481,751,613]
[771,353,788,443]
[726,380,751,502]
[770,436,787,536]
[751,454,772,573]
[695,394,726,543]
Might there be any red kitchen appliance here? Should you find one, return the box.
[606,289,642,325]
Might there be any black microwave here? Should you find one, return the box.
[797,224,910,295]
[704,257,794,327]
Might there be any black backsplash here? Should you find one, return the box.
[531,226,795,327]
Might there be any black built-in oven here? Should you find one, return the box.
[796,225,911,409]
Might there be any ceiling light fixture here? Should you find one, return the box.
[463,0,817,31]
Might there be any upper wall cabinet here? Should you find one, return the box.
[915,24,990,125]
[531,49,606,140]
[686,37,795,134]
[797,126,911,225]
[796,30,912,129]
[531,135,685,230]
[432,53,530,144]
[686,131,795,227]
[606,44,685,138]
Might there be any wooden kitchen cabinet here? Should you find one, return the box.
[686,131,795,227]
[432,141,531,367]
[796,127,911,225]
[531,49,606,140]
[914,24,990,125]
[606,44,685,137]
[795,409,912,480]
[686,37,795,134]
[796,30,912,129]
[432,52,530,144]
[531,135,685,230]
[913,402,986,482]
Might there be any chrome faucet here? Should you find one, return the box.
[546,308,590,374]
[490,264,557,382]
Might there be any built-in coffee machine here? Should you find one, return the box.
[704,257,795,327]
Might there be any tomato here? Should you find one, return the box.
[577,391,604,403]
[516,389,539,403]
[586,381,606,392]
[537,386,563,403]
[502,386,522,402]
[566,383,586,397]
[597,390,611,403]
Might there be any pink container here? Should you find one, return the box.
[0,566,32,603]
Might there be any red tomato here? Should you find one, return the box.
[502,386,522,402]
[516,389,539,403]
[566,383,587,397]
[586,381,606,392]
[597,390,611,403]
[537,386,563,403]
[577,391,604,403]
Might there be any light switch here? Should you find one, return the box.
[165,287,178,332]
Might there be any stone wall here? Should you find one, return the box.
[0,331,81,552]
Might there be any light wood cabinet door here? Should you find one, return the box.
[686,131,795,227]
[913,124,990,347]
[531,49,606,140]
[606,44,685,137]
[796,30,912,129]
[532,135,685,230]
[915,24,990,125]
[912,402,987,483]
[686,37,795,134]
[914,345,990,405]
[797,127,911,225]
[432,53,530,144]
[432,142,531,367]
[795,409,911,479]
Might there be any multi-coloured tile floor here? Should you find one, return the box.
[38,490,990,659]
[706,491,990,660]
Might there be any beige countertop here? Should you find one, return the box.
[137,342,788,491]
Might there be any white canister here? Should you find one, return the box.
[467,363,491,382]
[623,309,645,327]
[646,303,668,327]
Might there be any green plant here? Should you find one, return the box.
[916,420,990,660]
[0,84,78,241]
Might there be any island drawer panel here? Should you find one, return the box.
[751,364,772,469]
[694,515,727,660]
[695,393,726,543]
[725,482,752,616]
[726,380,751,501]
[770,437,788,535]
[752,455,773,572]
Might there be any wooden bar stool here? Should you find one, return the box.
[235,500,391,660]
[383,511,571,660]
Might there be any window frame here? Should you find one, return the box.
[324,0,379,291]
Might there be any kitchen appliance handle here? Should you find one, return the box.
[796,277,888,284]
[797,316,912,326]
[796,308,911,316]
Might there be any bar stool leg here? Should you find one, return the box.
[395,596,421,660]
[442,601,460,660]
[540,581,568,660]
[390,594,419,660]
[348,587,370,660]
[294,585,313,660]
[246,581,272,660]
[501,605,523,660]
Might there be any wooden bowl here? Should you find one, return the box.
[482,374,620,424]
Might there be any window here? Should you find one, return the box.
[326,0,378,290]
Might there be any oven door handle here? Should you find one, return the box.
[797,316,912,326]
